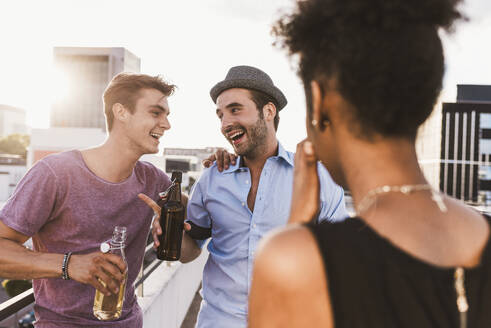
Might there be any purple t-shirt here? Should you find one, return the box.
[0,150,171,327]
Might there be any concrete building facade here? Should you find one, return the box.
[50,47,141,131]
[439,85,491,204]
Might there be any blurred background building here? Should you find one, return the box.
[439,84,491,204]
[163,147,223,193]
[0,105,28,202]
[417,84,491,208]
[0,154,26,202]
[50,47,141,131]
[29,47,141,166]
[0,105,27,136]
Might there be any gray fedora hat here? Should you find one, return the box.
[210,65,288,110]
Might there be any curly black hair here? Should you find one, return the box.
[273,0,465,139]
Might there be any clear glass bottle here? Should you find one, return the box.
[93,226,128,321]
[157,171,185,261]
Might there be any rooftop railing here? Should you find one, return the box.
[0,242,164,324]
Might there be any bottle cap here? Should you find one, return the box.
[100,242,110,253]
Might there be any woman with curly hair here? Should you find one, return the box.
[249,0,491,327]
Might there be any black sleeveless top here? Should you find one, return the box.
[307,215,491,328]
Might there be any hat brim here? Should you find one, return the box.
[210,79,287,110]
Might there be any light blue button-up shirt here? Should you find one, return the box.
[187,142,347,328]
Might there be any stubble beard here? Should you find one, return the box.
[234,117,268,160]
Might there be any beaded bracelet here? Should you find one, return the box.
[62,252,72,280]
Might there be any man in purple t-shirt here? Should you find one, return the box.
[0,73,175,327]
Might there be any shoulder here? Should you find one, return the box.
[188,167,215,198]
[251,225,333,327]
[136,161,170,184]
[310,219,370,248]
[28,150,81,178]
[136,159,160,171]
[38,150,79,168]
[194,165,220,186]
[254,225,326,292]
[136,160,160,173]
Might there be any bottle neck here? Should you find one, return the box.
[109,240,126,261]
[109,240,125,248]
[110,226,126,252]
[168,182,182,202]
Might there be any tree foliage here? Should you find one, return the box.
[1,279,32,297]
[0,134,30,157]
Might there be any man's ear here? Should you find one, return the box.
[263,102,277,122]
[112,103,128,123]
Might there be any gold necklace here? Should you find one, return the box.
[355,183,448,215]
[356,184,467,328]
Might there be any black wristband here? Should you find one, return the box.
[62,252,72,280]
[185,221,212,240]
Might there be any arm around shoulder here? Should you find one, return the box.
[249,225,334,328]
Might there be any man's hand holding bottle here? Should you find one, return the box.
[137,193,191,250]
[69,251,126,296]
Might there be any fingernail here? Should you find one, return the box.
[304,141,314,155]
[115,287,119,293]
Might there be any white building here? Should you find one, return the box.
[51,47,141,131]
[0,155,27,202]
[0,104,27,136]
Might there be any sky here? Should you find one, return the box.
[0,0,490,152]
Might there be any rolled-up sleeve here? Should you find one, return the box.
[186,173,212,248]
[0,161,59,236]
[317,163,349,223]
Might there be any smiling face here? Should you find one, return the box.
[216,88,269,158]
[123,88,171,155]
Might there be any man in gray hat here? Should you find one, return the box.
[151,65,348,327]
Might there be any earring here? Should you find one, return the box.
[311,119,318,127]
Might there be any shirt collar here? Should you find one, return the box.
[276,142,294,166]
[221,141,293,174]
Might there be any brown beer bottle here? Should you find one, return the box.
[157,171,185,261]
